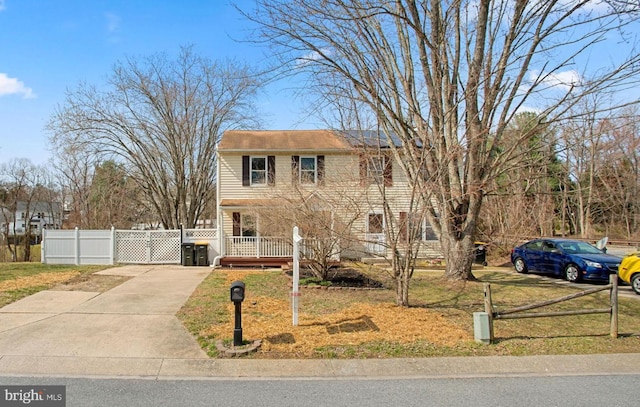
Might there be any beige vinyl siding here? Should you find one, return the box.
[218,149,442,258]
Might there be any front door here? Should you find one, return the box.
[366,213,386,255]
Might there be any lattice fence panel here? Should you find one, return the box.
[115,230,150,264]
[150,230,181,263]
[184,229,217,240]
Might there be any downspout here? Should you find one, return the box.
[213,143,223,268]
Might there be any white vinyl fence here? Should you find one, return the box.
[41,227,219,266]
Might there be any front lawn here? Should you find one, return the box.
[177,265,640,358]
[0,263,110,307]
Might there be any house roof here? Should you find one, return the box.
[220,193,334,210]
[219,199,280,208]
[218,129,407,151]
[218,130,353,152]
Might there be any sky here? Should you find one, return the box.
[0,1,637,166]
[0,0,318,165]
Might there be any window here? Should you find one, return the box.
[241,214,257,237]
[292,155,324,185]
[368,156,385,184]
[367,213,384,234]
[423,220,438,241]
[242,156,275,186]
[524,241,543,251]
[232,212,257,237]
[300,157,316,184]
[360,154,392,186]
[251,157,266,185]
[400,212,438,242]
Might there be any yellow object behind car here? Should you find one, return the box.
[618,252,640,295]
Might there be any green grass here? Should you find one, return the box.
[0,244,42,263]
[178,266,640,358]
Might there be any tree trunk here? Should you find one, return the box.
[441,233,476,281]
[394,268,410,307]
[23,236,31,262]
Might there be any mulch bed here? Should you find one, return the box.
[285,267,385,289]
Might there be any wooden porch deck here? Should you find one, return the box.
[219,256,292,268]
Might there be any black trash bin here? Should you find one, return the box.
[195,243,208,266]
[474,242,488,266]
[182,243,195,266]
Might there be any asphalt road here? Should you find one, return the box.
[1,375,638,407]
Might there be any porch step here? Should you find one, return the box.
[219,257,291,268]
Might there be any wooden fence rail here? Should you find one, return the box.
[483,275,618,343]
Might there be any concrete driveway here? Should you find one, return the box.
[1,264,640,379]
[0,265,211,375]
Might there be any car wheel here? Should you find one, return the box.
[565,264,580,283]
[631,274,640,295]
[514,257,528,273]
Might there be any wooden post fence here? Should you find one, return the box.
[483,274,618,343]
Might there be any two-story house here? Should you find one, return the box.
[0,201,63,242]
[215,129,440,266]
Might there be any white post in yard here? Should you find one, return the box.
[292,226,302,326]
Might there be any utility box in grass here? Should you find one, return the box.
[473,312,491,344]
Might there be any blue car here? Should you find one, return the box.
[511,238,621,283]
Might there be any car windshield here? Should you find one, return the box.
[558,241,603,254]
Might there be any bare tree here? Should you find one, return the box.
[257,190,363,281]
[48,46,261,229]
[87,160,145,229]
[244,0,640,280]
[482,112,563,245]
[559,97,609,239]
[350,132,428,306]
[592,110,640,238]
[51,142,98,229]
[0,158,50,261]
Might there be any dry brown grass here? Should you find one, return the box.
[180,265,640,358]
[0,271,80,291]
[0,263,113,307]
[194,268,475,357]
[203,296,470,356]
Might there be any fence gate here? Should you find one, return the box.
[115,230,181,264]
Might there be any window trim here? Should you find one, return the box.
[299,156,317,185]
[250,156,268,186]
[367,212,385,234]
[360,153,393,187]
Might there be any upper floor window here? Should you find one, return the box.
[300,156,316,184]
[242,156,275,187]
[368,156,386,184]
[360,153,393,186]
[292,155,324,185]
[251,157,267,185]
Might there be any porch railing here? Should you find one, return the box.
[225,236,292,257]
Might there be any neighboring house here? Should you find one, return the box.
[216,129,441,266]
[0,201,63,241]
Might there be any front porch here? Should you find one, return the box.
[219,236,343,268]
[220,236,292,267]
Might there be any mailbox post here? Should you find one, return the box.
[230,281,245,346]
